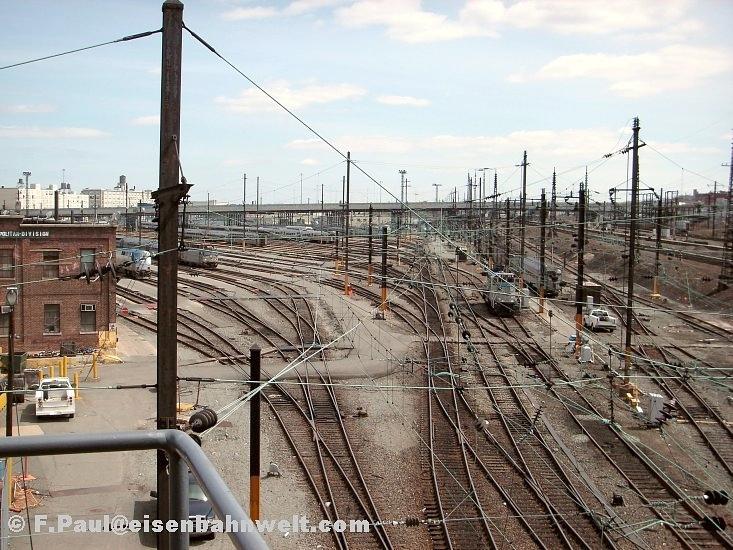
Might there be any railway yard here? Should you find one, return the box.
[68,214,730,550]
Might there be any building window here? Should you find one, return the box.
[80,304,96,333]
[80,248,96,272]
[44,304,61,334]
[42,251,60,280]
[0,250,13,278]
[0,312,8,337]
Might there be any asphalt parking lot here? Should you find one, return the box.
[2,325,229,549]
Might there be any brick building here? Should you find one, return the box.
[0,216,116,353]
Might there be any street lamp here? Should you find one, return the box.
[4,286,18,438]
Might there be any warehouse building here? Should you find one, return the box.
[0,216,116,353]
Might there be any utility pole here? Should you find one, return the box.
[249,343,261,521]
[711,180,717,238]
[341,175,345,263]
[138,202,143,246]
[433,183,441,202]
[320,183,324,229]
[344,152,351,295]
[490,172,497,267]
[256,176,260,234]
[22,171,31,218]
[300,172,303,204]
[154,2,185,549]
[624,117,641,382]
[242,173,246,249]
[380,226,388,312]
[368,204,373,285]
[519,151,528,274]
[206,192,210,239]
[574,182,586,355]
[653,189,663,297]
[399,170,406,204]
[125,177,129,234]
[505,198,510,267]
[719,139,733,289]
[551,169,557,237]
[539,188,547,313]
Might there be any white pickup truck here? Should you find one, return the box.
[583,308,617,332]
[35,377,75,418]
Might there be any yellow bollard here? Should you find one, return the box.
[73,371,80,399]
[49,364,55,379]
[92,353,99,380]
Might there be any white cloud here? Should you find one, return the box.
[131,115,159,126]
[222,6,279,20]
[464,0,698,36]
[335,0,700,43]
[223,1,343,20]
[0,104,55,114]
[377,95,430,107]
[215,81,366,113]
[300,158,320,166]
[0,126,108,139]
[510,44,732,97]
[335,1,494,43]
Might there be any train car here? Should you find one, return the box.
[486,271,521,316]
[114,247,153,279]
[179,246,219,268]
[511,257,563,297]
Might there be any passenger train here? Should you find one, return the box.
[115,236,219,274]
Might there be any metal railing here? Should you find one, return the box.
[0,429,268,550]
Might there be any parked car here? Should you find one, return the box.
[35,377,75,418]
[150,472,216,540]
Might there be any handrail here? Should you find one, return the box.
[0,429,268,550]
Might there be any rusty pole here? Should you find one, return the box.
[574,183,586,355]
[624,117,641,382]
[155,3,186,548]
[368,204,373,285]
[380,226,388,311]
[249,344,261,521]
[344,151,350,295]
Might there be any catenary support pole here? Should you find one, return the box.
[653,188,663,296]
[505,198,510,266]
[156,2,184,548]
[624,117,641,382]
[380,226,388,312]
[249,344,261,521]
[242,173,247,250]
[539,188,547,313]
[345,151,350,295]
[574,183,586,355]
[519,150,528,275]
[368,204,373,285]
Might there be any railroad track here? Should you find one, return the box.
[116,271,394,549]
[436,258,620,548]
[511,337,733,548]
[637,345,733,478]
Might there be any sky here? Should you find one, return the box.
[1,0,732,206]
